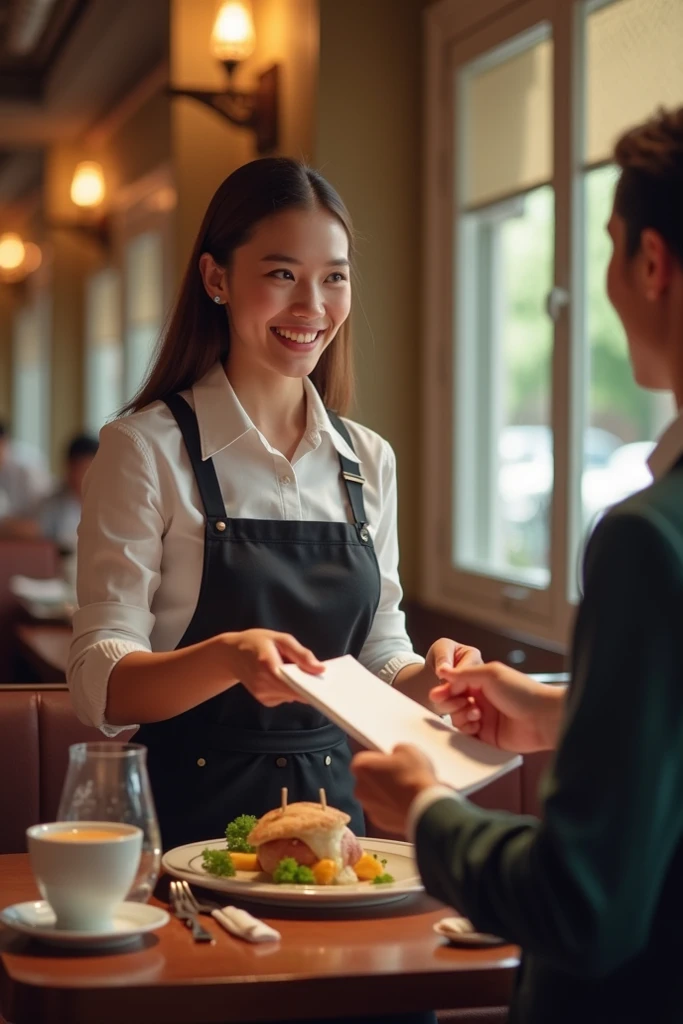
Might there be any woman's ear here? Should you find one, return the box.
[198,253,229,305]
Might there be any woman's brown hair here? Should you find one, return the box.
[613,106,683,265]
[124,158,355,415]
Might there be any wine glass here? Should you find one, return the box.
[57,742,161,903]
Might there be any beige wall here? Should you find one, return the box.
[316,0,424,597]
[170,0,318,274]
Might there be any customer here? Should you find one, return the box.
[353,105,683,1024]
[35,434,99,553]
[0,433,98,555]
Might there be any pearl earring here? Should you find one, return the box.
[213,295,224,305]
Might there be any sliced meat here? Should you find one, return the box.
[257,837,318,875]
[341,827,363,867]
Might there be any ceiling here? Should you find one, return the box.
[0,0,169,205]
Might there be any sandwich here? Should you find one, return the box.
[248,801,363,884]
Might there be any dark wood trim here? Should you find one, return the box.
[404,599,568,674]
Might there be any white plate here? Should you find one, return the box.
[162,837,423,908]
[0,900,169,949]
[433,917,506,947]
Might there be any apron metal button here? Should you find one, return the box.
[359,527,370,542]
[215,521,226,532]
[276,756,288,768]
[197,757,206,767]
[324,755,332,766]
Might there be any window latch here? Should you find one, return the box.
[545,286,570,322]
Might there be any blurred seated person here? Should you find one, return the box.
[0,434,98,554]
[0,420,52,520]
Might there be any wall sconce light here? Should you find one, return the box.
[48,160,109,247]
[0,233,42,284]
[70,161,106,209]
[169,0,278,154]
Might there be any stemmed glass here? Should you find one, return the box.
[57,742,161,903]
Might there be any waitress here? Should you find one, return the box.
[67,157,448,855]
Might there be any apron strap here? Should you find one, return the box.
[326,411,368,529]
[164,394,228,520]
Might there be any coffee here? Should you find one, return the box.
[27,821,142,931]
[43,828,129,842]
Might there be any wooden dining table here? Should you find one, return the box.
[0,854,519,1023]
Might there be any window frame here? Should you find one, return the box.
[421,0,585,646]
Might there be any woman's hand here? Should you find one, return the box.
[220,629,324,707]
[431,658,565,753]
[352,744,439,836]
[425,638,484,681]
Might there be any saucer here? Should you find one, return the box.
[433,916,506,947]
[0,900,169,949]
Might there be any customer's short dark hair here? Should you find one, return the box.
[614,106,683,264]
[66,434,99,462]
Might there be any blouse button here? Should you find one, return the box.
[197,757,206,767]
[215,521,226,532]
[276,756,288,768]
[281,475,292,486]
[324,755,332,766]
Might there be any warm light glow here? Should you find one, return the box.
[210,1,256,63]
[70,161,105,208]
[0,232,26,271]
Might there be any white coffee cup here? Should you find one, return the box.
[27,821,143,932]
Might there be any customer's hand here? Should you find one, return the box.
[220,629,323,707]
[352,744,439,836]
[431,660,561,753]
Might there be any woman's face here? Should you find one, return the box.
[606,204,671,390]
[214,206,351,381]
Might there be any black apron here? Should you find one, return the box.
[136,393,381,851]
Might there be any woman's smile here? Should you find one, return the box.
[270,325,325,351]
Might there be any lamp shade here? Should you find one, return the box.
[210,1,256,63]
[0,232,26,271]
[70,161,105,208]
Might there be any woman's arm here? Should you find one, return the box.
[354,438,430,696]
[68,423,319,732]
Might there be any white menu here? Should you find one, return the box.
[280,655,521,795]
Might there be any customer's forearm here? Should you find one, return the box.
[536,683,568,749]
[106,635,237,724]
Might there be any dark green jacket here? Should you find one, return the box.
[416,460,683,1023]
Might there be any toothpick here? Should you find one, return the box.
[319,787,327,811]
[281,787,288,813]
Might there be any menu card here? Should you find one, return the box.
[280,655,521,795]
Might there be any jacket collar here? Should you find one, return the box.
[648,408,683,481]
[190,362,360,464]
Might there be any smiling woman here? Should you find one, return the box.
[66,156,448,869]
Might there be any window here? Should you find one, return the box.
[12,295,50,460]
[423,0,682,644]
[124,231,164,401]
[85,268,122,433]
[455,28,554,589]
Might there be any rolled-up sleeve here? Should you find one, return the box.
[67,422,165,736]
[358,440,424,683]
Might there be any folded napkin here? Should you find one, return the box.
[211,906,281,943]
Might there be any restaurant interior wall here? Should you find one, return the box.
[170,0,318,274]
[316,0,427,599]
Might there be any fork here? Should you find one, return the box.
[169,880,215,943]
[177,879,223,916]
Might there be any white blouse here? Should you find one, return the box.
[67,361,424,735]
